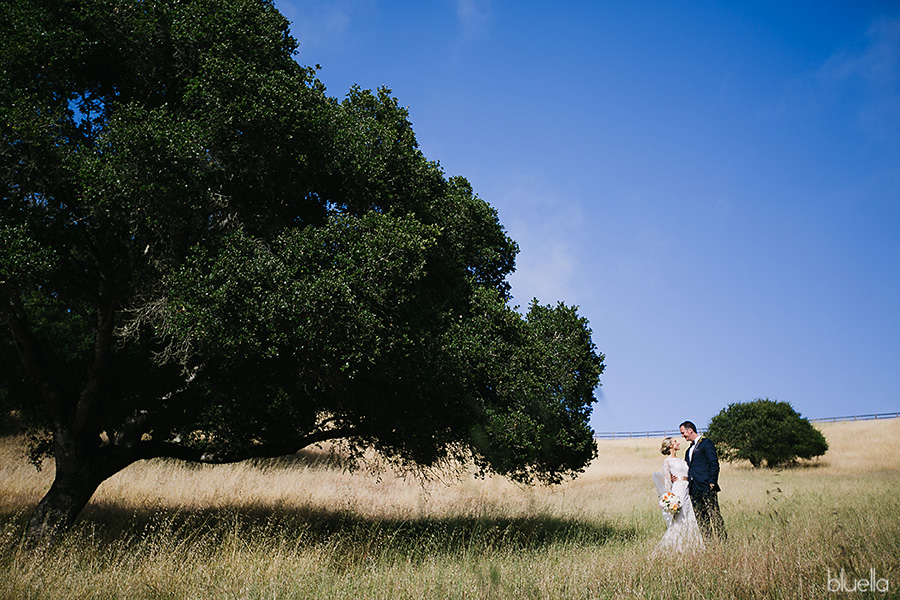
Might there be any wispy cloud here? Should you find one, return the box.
[278,0,373,54]
[490,170,587,308]
[815,16,900,141]
[453,0,491,41]
[763,16,900,147]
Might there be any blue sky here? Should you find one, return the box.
[274,1,900,433]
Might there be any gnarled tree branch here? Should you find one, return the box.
[131,426,359,465]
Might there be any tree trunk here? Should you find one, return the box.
[25,469,102,547]
[24,426,106,547]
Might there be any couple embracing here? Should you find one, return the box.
[655,421,727,551]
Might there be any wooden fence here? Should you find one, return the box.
[593,411,900,440]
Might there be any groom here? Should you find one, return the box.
[680,420,727,541]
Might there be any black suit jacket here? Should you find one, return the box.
[686,437,721,497]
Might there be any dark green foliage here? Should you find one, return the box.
[705,399,828,468]
[0,0,604,539]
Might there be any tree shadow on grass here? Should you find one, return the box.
[726,457,829,471]
[1,500,637,566]
[1,448,638,563]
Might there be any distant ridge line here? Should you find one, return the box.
[593,411,900,440]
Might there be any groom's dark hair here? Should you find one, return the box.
[680,420,698,433]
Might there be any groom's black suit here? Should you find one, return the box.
[686,437,727,540]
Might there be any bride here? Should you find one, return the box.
[655,437,703,552]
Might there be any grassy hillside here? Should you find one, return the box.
[1,418,898,599]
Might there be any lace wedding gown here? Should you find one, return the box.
[656,456,703,552]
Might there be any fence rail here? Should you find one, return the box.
[593,430,681,440]
[809,412,900,423]
[593,412,900,440]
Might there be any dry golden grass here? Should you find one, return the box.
[1,418,898,599]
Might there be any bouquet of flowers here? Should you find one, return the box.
[659,491,682,514]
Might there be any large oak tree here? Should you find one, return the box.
[1,0,605,544]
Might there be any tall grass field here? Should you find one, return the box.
[1,419,898,599]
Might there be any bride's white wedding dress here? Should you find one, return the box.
[656,456,703,552]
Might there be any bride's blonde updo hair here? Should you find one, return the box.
[660,437,676,456]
